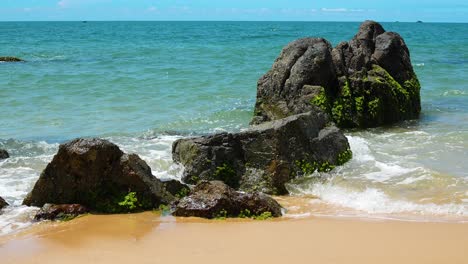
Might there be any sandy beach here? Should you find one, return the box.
[1,213,467,264]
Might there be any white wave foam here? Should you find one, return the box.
[0,206,39,236]
[303,183,466,217]
[108,135,184,181]
[346,135,374,162]
[362,161,415,182]
[396,175,429,185]
[442,90,467,96]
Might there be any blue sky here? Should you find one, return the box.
[1,0,467,22]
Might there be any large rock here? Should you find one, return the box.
[0,196,8,210]
[23,138,176,213]
[251,38,337,125]
[252,20,421,128]
[173,111,351,195]
[0,56,23,62]
[173,181,282,219]
[34,204,89,221]
[0,149,9,160]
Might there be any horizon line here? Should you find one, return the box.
[0,19,466,23]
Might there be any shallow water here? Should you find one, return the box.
[1,21,467,234]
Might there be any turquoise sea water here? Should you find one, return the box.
[1,22,467,233]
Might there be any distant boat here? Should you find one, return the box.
[82,21,88,23]
[416,20,423,23]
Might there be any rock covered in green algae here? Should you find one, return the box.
[252,20,421,128]
[173,111,351,195]
[173,181,282,219]
[34,204,89,221]
[23,138,185,213]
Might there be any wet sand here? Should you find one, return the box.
[1,212,467,264]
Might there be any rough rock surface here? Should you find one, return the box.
[173,181,282,219]
[23,138,175,213]
[162,179,191,198]
[0,196,8,210]
[34,204,89,221]
[252,20,421,128]
[0,149,9,160]
[0,56,23,62]
[173,111,351,195]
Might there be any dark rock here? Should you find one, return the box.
[252,20,421,128]
[0,149,9,160]
[251,38,337,125]
[173,181,282,219]
[173,111,351,195]
[34,204,89,221]
[0,196,8,210]
[162,179,191,198]
[0,57,23,62]
[23,138,175,213]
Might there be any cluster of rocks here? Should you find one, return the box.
[20,138,281,220]
[2,21,421,221]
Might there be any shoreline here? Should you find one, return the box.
[1,212,467,264]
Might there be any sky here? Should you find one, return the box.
[0,0,467,22]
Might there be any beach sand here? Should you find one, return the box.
[1,212,467,264]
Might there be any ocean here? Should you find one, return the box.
[1,21,467,234]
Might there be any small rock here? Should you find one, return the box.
[0,56,23,62]
[173,181,282,219]
[34,204,89,221]
[0,196,8,210]
[0,149,9,160]
[162,179,191,198]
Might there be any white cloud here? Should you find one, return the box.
[321,8,368,13]
[321,8,348,12]
[147,6,157,12]
[57,0,70,8]
[23,7,32,12]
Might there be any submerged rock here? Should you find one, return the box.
[0,56,23,62]
[23,138,175,213]
[0,196,8,210]
[173,111,351,195]
[34,204,89,221]
[173,181,282,219]
[0,149,9,160]
[252,20,421,128]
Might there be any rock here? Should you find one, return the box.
[34,204,89,221]
[0,149,9,160]
[0,56,23,62]
[162,179,191,198]
[0,196,8,210]
[251,38,337,125]
[252,20,421,128]
[23,138,175,213]
[173,111,351,195]
[173,181,282,219]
